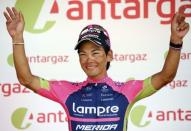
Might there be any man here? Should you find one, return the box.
[4,7,189,131]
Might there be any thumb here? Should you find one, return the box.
[19,11,25,23]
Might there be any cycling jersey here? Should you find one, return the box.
[37,76,157,131]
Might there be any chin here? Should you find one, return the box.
[87,72,98,77]
[85,71,99,78]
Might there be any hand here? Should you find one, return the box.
[4,7,25,42]
[171,8,190,44]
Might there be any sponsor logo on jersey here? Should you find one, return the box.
[72,102,119,116]
[76,124,118,130]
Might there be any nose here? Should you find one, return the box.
[86,54,95,62]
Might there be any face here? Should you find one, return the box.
[78,41,113,80]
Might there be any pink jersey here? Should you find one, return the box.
[37,76,157,131]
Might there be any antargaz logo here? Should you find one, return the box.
[11,107,68,130]
[15,0,58,33]
[130,105,151,127]
[11,107,32,129]
[130,104,191,128]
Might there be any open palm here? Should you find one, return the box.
[4,7,25,38]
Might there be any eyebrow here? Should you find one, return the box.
[92,48,101,52]
[78,47,102,53]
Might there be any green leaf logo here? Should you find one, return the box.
[11,107,32,129]
[15,0,56,33]
[130,105,151,127]
[7,53,14,67]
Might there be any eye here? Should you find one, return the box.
[93,52,99,55]
[79,52,86,56]
[92,50,101,55]
[79,53,87,60]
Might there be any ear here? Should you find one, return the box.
[107,50,113,62]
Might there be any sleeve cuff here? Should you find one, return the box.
[134,77,158,101]
[39,78,50,90]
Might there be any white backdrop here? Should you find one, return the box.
[0,0,191,131]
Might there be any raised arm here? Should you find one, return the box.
[151,9,190,90]
[4,7,41,92]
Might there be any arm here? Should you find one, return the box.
[4,7,41,92]
[151,10,190,90]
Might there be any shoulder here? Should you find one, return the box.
[40,78,86,89]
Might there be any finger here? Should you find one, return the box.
[173,12,185,25]
[172,13,178,25]
[6,7,16,20]
[177,6,186,24]
[179,23,189,31]
[177,22,188,31]
[177,21,185,31]
[12,7,19,18]
[19,11,25,22]
[177,14,185,24]
[3,11,12,22]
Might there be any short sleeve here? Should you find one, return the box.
[122,79,144,103]
[134,76,158,102]
[36,78,61,103]
[123,77,158,130]
[36,78,81,104]
[123,77,158,103]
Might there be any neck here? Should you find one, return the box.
[87,74,108,83]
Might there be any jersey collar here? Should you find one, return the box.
[86,75,110,83]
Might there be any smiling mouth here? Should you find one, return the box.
[85,64,98,70]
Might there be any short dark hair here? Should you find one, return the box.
[102,44,111,70]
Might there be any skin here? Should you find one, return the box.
[3,7,190,92]
[78,41,113,80]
